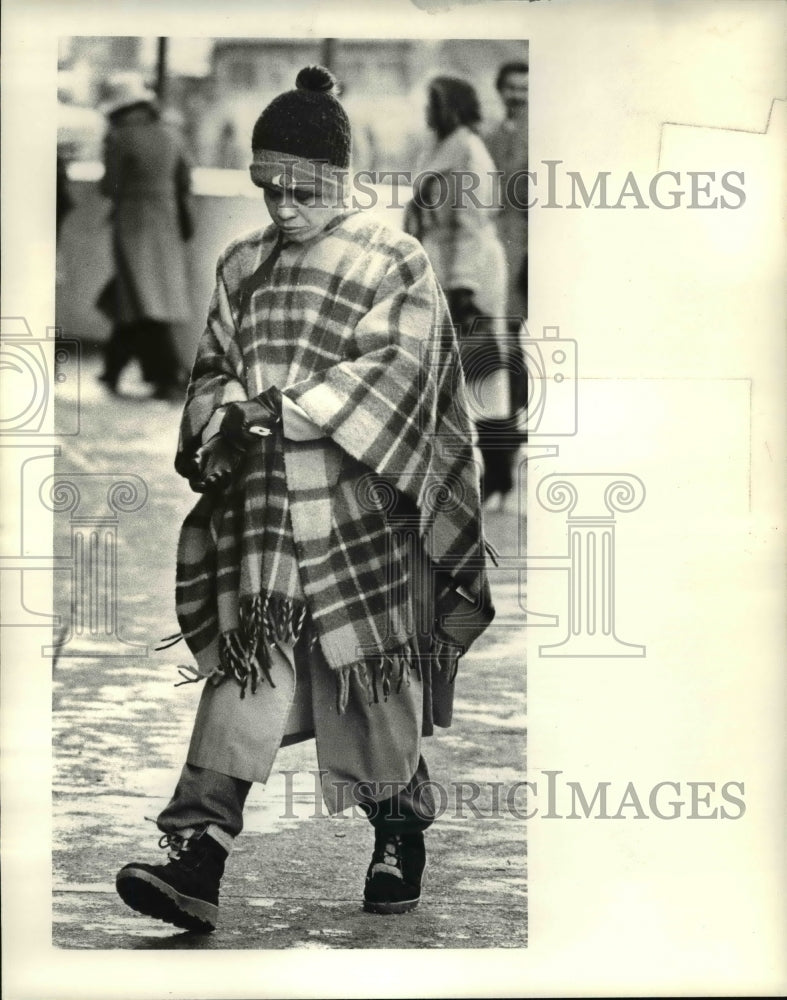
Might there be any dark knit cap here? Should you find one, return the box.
[251,66,351,168]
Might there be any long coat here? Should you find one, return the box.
[406,125,512,427]
[100,115,192,324]
[408,125,507,324]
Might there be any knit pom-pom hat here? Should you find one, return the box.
[251,66,351,168]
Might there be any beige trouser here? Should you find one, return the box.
[184,632,425,815]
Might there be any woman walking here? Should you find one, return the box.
[115,67,494,933]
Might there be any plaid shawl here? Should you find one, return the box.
[175,211,492,710]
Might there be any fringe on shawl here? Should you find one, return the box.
[337,637,418,715]
[216,594,308,699]
[335,633,465,714]
[169,594,466,712]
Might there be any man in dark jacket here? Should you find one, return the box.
[484,59,529,322]
[98,73,193,400]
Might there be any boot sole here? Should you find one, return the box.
[363,896,420,915]
[116,867,217,933]
[363,857,426,915]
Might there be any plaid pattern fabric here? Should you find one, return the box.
[175,211,492,708]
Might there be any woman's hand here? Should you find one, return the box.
[189,435,243,493]
[219,386,283,448]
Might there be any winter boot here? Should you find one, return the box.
[363,829,426,915]
[116,829,227,932]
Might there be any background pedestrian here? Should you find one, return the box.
[405,75,518,509]
[482,60,530,508]
[97,72,193,400]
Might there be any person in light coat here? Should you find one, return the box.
[405,76,520,508]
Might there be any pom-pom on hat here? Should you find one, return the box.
[251,66,351,167]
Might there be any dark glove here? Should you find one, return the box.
[433,573,495,655]
[446,287,483,334]
[188,435,243,493]
[219,386,282,449]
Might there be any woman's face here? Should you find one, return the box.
[261,182,342,244]
[251,151,348,242]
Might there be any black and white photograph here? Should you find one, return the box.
[50,33,529,950]
[2,1,785,998]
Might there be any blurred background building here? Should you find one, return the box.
[57,35,527,171]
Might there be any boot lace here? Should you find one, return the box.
[372,834,404,878]
[158,832,190,860]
